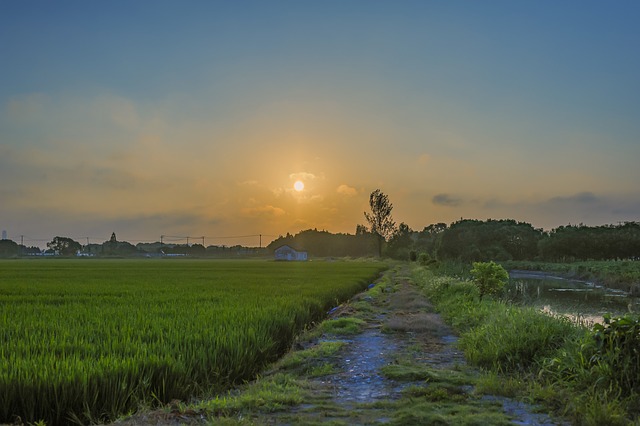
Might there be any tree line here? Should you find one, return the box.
[268,190,640,262]
[2,190,639,261]
[266,220,640,262]
[0,232,267,258]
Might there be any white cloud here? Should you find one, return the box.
[289,172,320,182]
[337,184,357,196]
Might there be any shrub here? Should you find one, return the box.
[588,313,640,396]
[470,261,509,299]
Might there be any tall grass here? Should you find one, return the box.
[412,266,640,424]
[412,267,578,372]
[0,259,385,425]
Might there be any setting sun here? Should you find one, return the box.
[294,180,305,192]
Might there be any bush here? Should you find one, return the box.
[470,261,509,299]
[588,313,640,397]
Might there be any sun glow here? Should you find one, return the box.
[294,180,305,192]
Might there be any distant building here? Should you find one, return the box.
[1,230,6,240]
[274,245,308,261]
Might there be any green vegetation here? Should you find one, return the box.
[0,259,385,425]
[469,261,509,299]
[413,266,640,424]
[319,317,367,335]
[176,265,519,426]
[590,314,640,396]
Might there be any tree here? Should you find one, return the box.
[387,222,414,259]
[364,189,396,257]
[0,239,20,257]
[47,236,82,256]
[355,224,369,235]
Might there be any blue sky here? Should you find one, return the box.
[1,1,639,246]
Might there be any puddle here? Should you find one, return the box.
[483,395,567,426]
[319,329,400,403]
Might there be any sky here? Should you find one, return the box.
[1,1,639,248]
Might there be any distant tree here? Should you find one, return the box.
[364,189,396,257]
[47,236,82,256]
[418,222,448,260]
[267,228,377,258]
[438,219,542,262]
[110,232,117,243]
[0,239,20,257]
[386,222,414,259]
[355,224,369,235]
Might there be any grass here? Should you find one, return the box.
[412,265,640,425]
[319,317,367,335]
[199,373,306,415]
[0,259,385,425]
[167,264,520,426]
[275,341,345,375]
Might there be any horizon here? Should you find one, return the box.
[2,1,639,247]
[2,217,637,251]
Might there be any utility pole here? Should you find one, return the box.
[20,235,24,246]
[259,234,262,248]
[201,236,205,247]
[186,236,189,246]
[160,235,164,246]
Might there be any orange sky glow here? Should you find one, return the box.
[1,2,639,247]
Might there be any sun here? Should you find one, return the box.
[293,180,305,192]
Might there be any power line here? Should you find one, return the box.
[4,231,283,250]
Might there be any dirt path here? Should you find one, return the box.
[115,266,562,425]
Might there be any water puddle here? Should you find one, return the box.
[334,329,397,402]
[483,396,565,426]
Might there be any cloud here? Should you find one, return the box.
[432,193,461,207]
[289,172,318,182]
[548,192,599,205]
[337,184,357,196]
[241,205,286,218]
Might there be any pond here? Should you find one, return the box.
[506,271,640,326]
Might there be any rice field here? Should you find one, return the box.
[0,259,385,425]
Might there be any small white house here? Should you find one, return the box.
[274,245,308,261]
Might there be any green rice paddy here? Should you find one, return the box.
[0,259,385,425]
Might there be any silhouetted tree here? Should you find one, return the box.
[47,236,81,256]
[355,224,369,235]
[0,239,20,257]
[387,222,414,259]
[364,189,396,257]
[439,219,542,262]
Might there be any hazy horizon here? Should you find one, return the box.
[2,1,639,248]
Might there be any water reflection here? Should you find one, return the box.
[506,271,639,326]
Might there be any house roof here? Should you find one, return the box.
[274,244,306,252]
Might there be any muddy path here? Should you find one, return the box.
[115,265,562,425]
